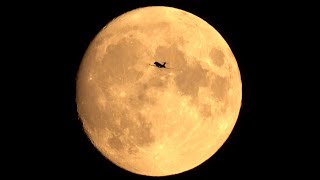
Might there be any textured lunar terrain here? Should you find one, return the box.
[76,6,242,176]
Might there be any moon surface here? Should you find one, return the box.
[76,6,242,176]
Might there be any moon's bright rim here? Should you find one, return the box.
[76,6,242,176]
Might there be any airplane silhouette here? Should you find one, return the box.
[149,61,173,69]
[154,62,166,68]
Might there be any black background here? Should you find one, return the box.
[6,0,314,179]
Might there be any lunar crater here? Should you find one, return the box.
[210,48,225,67]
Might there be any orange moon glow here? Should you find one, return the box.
[76,6,242,176]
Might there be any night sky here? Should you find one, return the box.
[9,0,312,179]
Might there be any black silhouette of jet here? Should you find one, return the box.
[154,61,166,68]
[149,61,173,69]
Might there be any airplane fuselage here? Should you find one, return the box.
[154,62,166,68]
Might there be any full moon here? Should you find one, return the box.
[76,6,242,176]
